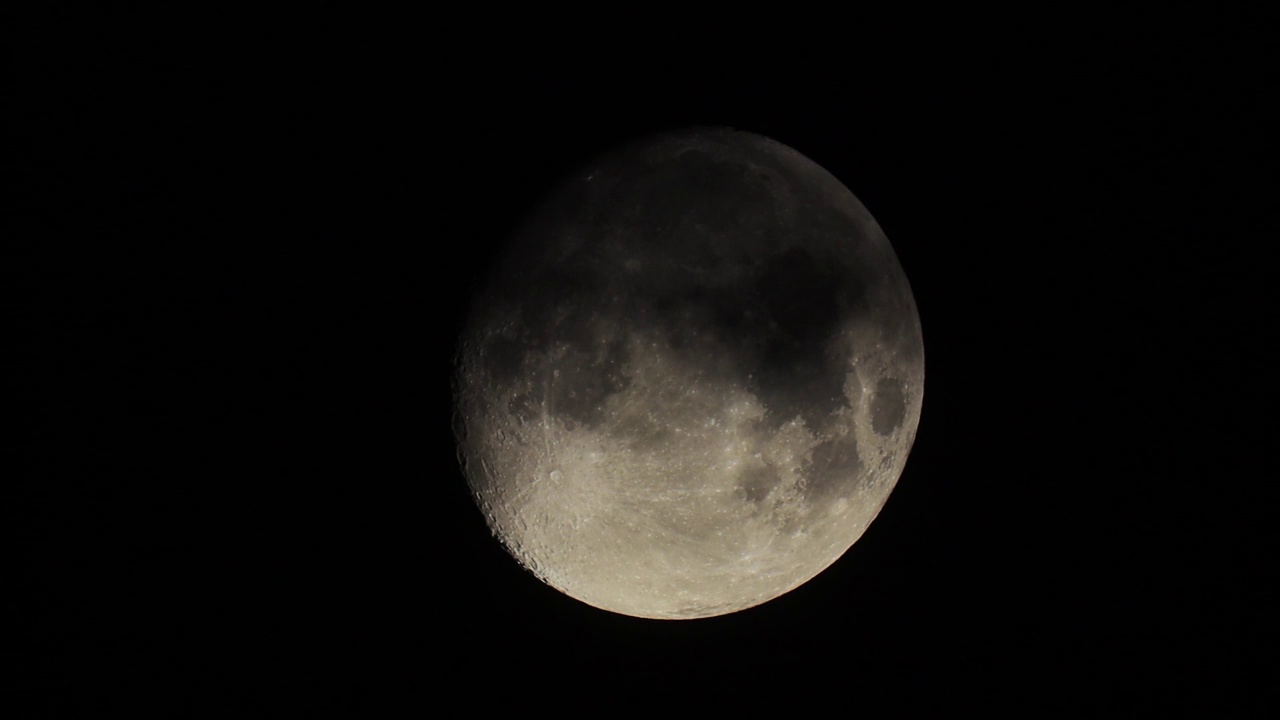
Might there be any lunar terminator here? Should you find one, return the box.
[454,128,923,619]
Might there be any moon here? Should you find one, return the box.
[454,128,923,619]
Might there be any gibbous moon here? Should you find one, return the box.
[454,128,923,619]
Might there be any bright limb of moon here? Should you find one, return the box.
[455,128,923,619]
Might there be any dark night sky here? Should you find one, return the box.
[6,11,1270,714]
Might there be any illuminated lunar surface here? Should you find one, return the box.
[454,128,923,619]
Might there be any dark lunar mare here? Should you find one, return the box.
[464,129,917,438]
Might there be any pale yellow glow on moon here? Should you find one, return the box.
[455,128,923,619]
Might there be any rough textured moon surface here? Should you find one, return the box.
[454,128,923,620]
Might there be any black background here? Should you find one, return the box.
[6,10,1271,714]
